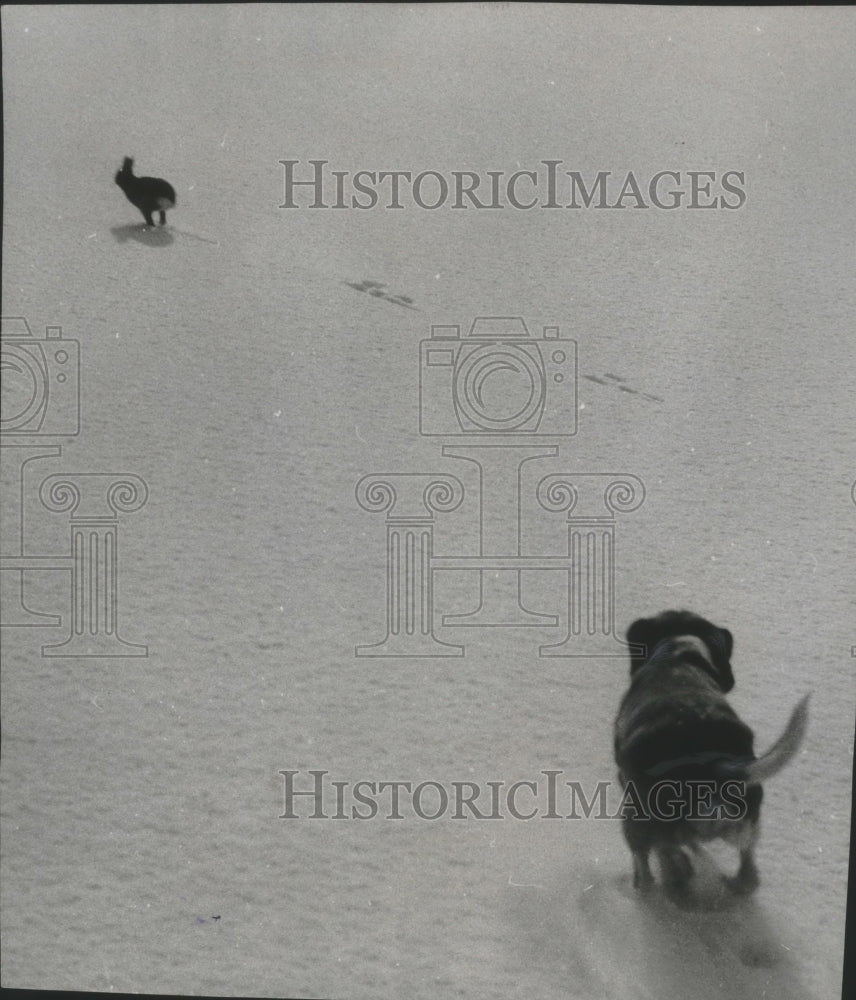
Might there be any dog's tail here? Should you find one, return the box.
[743,693,810,785]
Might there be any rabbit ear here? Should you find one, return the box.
[122,157,133,170]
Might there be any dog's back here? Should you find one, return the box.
[615,639,756,789]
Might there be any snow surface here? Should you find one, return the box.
[1,5,853,998]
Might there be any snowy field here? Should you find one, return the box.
[1,5,854,998]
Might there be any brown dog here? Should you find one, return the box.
[614,610,809,898]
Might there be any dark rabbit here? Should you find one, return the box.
[115,157,176,226]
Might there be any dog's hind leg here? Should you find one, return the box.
[632,848,655,891]
[622,813,655,891]
[725,843,761,895]
[724,824,760,894]
[657,846,695,900]
[730,849,760,894]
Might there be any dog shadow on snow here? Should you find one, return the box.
[507,851,810,1000]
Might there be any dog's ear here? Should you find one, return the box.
[626,617,658,672]
[707,625,735,691]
